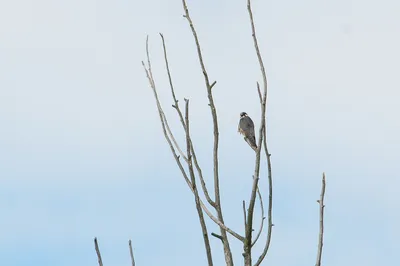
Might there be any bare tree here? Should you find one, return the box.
[142,0,273,265]
[92,1,328,265]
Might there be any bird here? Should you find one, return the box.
[238,112,257,151]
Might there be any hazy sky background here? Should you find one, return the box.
[1,0,399,265]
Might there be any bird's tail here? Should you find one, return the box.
[245,136,257,152]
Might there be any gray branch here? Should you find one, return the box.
[159,33,216,208]
[185,99,214,265]
[94,237,103,266]
[143,38,244,244]
[244,1,274,265]
[315,173,326,266]
[254,124,274,266]
[251,188,266,247]
[242,200,247,228]
[181,0,233,265]
[128,240,135,266]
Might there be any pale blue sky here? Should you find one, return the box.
[1,0,399,265]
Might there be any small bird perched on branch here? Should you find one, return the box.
[238,112,257,151]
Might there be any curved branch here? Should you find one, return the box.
[251,188,265,247]
[254,126,273,266]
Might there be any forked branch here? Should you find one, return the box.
[159,33,215,208]
[181,0,233,265]
[143,37,244,244]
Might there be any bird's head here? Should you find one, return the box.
[240,112,248,117]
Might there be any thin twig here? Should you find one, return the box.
[251,188,265,247]
[315,173,326,266]
[143,62,191,187]
[181,1,233,265]
[191,146,217,208]
[128,240,135,266]
[211,232,223,242]
[144,36,188,163]
[242,200,247,227]
[210,81,217,89]
[94,237,103,266]
[185,99,214,266]
[257,82,262,104]
[159,33,215,208]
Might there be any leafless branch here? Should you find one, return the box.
[242,200,247,228]
[94,237,103,266]
[257,82,262,103]
[210,81,217,89]
[143,38,244,244]
[144,37,188,163]
[252,188,265,247]
[181,1,233,264]
[184,99,214,265]
[244,0,272,265]
[211,232,223,242]
[159,33,215,208]
[254,125,274,266]
[128,240,135,266]
[315,173,326,266]
[191,147,217,208]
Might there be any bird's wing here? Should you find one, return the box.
[239,116,255,137]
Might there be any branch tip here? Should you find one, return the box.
[211,232,223,242]
[210,80,217,89]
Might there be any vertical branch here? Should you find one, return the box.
[184,99,214,266]
[254,127,273,266]
[244,0,269,264]
[242,201,247,228]
[181,1,233,265]
[129,240,135,266]
[315,173,326,266]
[94,237,104,266]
